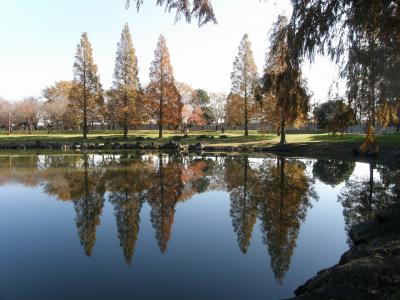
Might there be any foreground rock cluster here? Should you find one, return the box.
[290,203,400,300]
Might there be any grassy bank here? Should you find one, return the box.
[0,130,399,147]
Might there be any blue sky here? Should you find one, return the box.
[0,0,341,102]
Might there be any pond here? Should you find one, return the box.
[0,152,398,300]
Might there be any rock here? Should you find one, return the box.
[113,143,122,149]
[144,143,159,149]
[188,143,203,151]
[103,141,112,149]
[133,141,144,149]
[33,140,45,149]
[123,143,134,149]
[161,140,180,150]
[240,146,253,152]
[203,146,234,152]
[14,144,26,150]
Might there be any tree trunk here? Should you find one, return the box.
[279,155,285,232]
[244,90,249,136]
[8,112,11,135]
[83,68,87,141]
[123,83,128,139]
[368,159,374,219]
[279,113,286,145]
[159,59,164,139]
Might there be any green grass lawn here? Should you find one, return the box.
[0,129,398,146]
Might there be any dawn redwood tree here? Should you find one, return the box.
[70,32,104,140]
[376,98,400,132]
[126,0,217,26]
[146,35,182,138]
[110,23,141,139]
[231,34,258,136]
[262,16,310,145]
[289,0,400,152]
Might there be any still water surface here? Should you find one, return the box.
[0,153,397,300]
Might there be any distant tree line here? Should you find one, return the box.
[0,20,313,145]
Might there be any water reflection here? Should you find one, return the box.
[0,153,398,283]
[225,156,258,254]
[338,159,399,243]
[257,156,316,282]
[312,159,355,187]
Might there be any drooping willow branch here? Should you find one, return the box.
[125,0,217,26]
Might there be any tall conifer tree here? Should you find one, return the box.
[231,34,258,136]
[110,23,141,139]
[70,32,103,140]
[146,35,181,138]
[262,16,309,145]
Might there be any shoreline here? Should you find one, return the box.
[0,140,398,162]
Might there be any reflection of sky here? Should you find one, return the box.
[350,162,381,181]
[0,156,378,300]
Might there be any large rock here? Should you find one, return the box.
[290,203,400,300]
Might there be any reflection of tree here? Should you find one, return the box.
[0,155,41,186]
[0,152,326,268]
[339,160,397,244]
[179,158,212,201]
[258,156,315,283]
[147,154,184,253]
[378,163,400,201]
[225,156,258,253]
[312,159,355,187]
[107,154,148,264]
[42,155,84,200]
[70,155,106,256]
